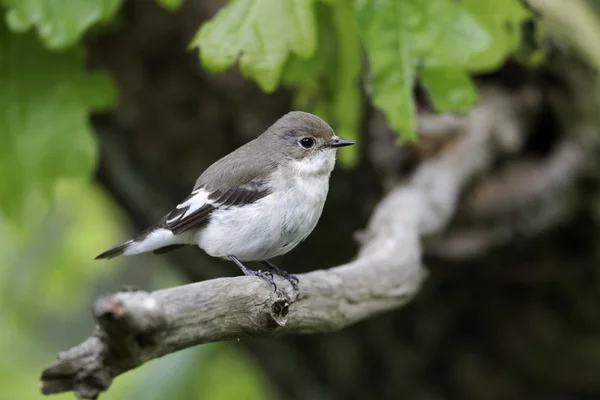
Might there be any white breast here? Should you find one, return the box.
[197,151,335,262]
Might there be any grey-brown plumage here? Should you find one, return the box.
[95,111,355,293]
[193,111,335,190]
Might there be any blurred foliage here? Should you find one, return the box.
[0,181,124,319]
[157,0,186,12]
[0,0,540,229]
[0,1,273,397]
[281,2,361,164]
[2,0,122,49]
[0,179,131,399]
[0,179,272,399]
[530,0,600,70]
[193,0,536,148]
[131,344,274,400]
[0,22,115,230]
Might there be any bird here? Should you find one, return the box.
[95,111,355,295]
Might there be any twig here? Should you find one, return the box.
[40,86,537,399]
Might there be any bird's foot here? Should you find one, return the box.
[252,269,277,292]
[262,261,299,298]
[229,255,277,291]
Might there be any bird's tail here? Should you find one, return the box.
[95,239,134,260]
[95,228,186,260]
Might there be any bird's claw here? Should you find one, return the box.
[262,261,300,299]
[229,255,277,292]
[255,269,277,292]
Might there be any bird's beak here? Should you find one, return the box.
[329,137,356,148]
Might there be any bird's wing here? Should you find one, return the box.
[164,175,272,235]
[164,138,277,235]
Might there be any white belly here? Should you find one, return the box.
[197,175,329,262]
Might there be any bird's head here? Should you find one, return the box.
[262,111,355,174]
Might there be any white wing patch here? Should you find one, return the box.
[166,188,210,224]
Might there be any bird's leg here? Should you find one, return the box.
[229,255,276,291]
[261,260,299,297]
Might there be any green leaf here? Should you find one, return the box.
[156,0,185,11]
[3,0,123,49]
[354,0,494,141]
[281,3,336,96]
[355,0,417,142]
[460,0,532,71]
[407,0,491,67]
[0,24,116,229]
[420,67,477,113]
[282,2,362,165]
[191,0,318,92]
[330,0,362,165]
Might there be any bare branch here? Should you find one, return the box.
[40,86,539,399]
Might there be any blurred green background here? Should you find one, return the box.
[0,2,275,397]
[2,0,600,399]
[0,179,273,399]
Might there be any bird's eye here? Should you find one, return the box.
[299,138,314,149]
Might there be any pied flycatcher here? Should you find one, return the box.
[95,111,355,294]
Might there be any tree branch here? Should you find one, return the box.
[40,86,537,399]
